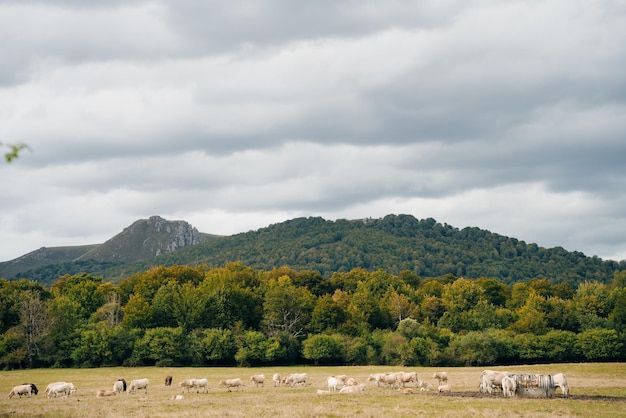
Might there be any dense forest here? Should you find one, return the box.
[2,263,625,370]
[15,215,624,288]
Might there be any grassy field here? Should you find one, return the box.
[1,363,625,417]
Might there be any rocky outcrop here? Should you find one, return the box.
[76,216,209,262]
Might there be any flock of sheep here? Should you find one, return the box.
[7,369,569,400]
[479,370,569,398]
[6,371,449,400]
[8,382,77,399]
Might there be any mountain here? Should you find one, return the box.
[2,214,624,288]
[0,216,217,285]
[76,215,214,263]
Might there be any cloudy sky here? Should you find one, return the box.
[1,0,625,264]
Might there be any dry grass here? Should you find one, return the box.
[1,363,625,417]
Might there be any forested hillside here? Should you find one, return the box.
[101,215,623,287]
[5,215,624,288]
[1,264,625,370]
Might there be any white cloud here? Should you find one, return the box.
[1,0,625,264]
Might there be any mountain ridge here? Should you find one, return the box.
[0,215,218,282]
[1,214,623,287]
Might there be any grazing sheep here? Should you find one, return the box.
[367,373,387,387]
[433,371,448,385]
[44,382,66,397]
[396,371,419,388]
[179,379,195,393]
[128,378,149,395]
[379,372,401,388]
[553,373,569,396]
[250,374,265,388]
[113,380,125,394]
[502,376,517,398]
[219,378,243,392]
[284,373,308,387]
[21,384,38,395]
[8,384,32,398]
[479,370,513,394]
[47,382,76,398]
[193,378,209,394]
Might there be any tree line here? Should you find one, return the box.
[1,262,625,370]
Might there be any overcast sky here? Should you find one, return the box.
[1,0,625,264]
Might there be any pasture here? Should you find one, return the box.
[1,363,625,417]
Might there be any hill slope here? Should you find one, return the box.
[100,215,624,286]
[0,215,217,285]
[0,244,99,279]
[2,214,624,287]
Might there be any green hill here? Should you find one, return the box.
[0,215,217,286]
[92,215,626,286]
[3,214,624,287]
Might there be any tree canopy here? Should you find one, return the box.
[1,263,625,369]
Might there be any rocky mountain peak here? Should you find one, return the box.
[76,216,208,262]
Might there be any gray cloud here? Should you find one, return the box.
[1,0,625,263]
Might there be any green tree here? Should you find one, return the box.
[234,330,271,366]
[51,274,106,320]
[609,271,626,334]
[441,278,485,313]
[302,334,343,365]
[577,328,624,361]
[0,328,27,369]
[338,335,369,365]
[446,330,512,366]
[384,287,419,326]
[538,330,579,362]
[203,285,263,330]
[468,299,515,330]
[310,294,347,333]
[293,270,333,296]
[47,295,86,367]
[199,328,236,365]
[71,325,135,367]
[132,327,189,366]
[122,294,154,329]
[91,292,123,327]
[328,268,370,293]
[0,279,50,334]
[476,277,510,306]
[155,281,206,331]
[509,293,548,334]
[574,281,612,330]
[543,296,579,332]
[262,276,315,338]
[370,330,407,366]
[417,295,445,324]
[397,317,421,339]
[151,281,179,328]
